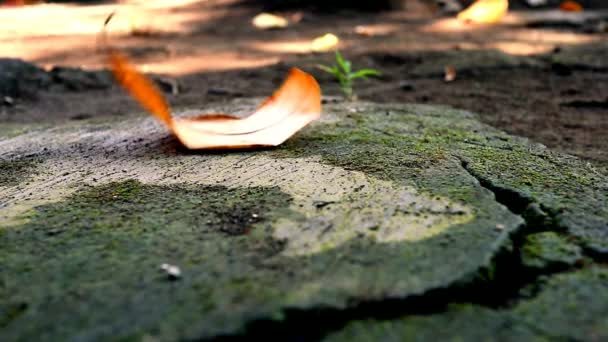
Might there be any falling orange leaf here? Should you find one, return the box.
[457,0,508,24]
[108,51,321,149]
[559,1,583,12]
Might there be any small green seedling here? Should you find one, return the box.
[318,51,381,100]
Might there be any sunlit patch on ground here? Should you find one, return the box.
[274,175,474,257]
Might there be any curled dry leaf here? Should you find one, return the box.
[559,1,583,12]
[457,0,508,24]
[108,52,321,150]
[252,13,289,29]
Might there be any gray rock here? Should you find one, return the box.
[0,58,50,99]
[49,66,113,92]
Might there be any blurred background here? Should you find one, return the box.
[1,0,607,167]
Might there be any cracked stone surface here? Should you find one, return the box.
[326,267,608,342]
[0,100,606,340]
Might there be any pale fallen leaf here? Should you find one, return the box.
[526,0,547,7]
[311,33,339,53]
[354,25,375,37]
[354,25,396,37]
[444,65,456,82]
[559,1,583,12]
[252,13,288,29]
[108,52,321,150]
[457,0,509,24]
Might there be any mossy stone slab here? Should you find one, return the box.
[326,266,608,342]
[325,305,542,342]
[0,100,605,340]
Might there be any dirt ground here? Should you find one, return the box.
[1,0,607,167]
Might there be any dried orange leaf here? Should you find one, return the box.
[108,52,321,150]
[311,33,339,53]
[559,1,583,12]
[252,13,289,29]
[457,0,509,24]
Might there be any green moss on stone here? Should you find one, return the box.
[279,103,608,253]
[459,141,608,253]
[0,180,294,340]
[521,232,582,270]
[514,266,608,340]
[326,267,608,342]
[278,107,484,206]
[0,166,520,341]
[324,305,544,342]
[0,124,33,140]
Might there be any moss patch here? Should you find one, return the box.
[459,138,608,254]
[521,232,582,270]
[278,103,608,254]
[325,305,541,342]
[326,267,608,342]
[278,106,490,205]
[0,124,34,140]
[0,165,519,341]
[514,266,608,340]
[0,180,293,340]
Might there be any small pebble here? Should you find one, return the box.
[495,224,506,231]
[3,96,14,106]
[160,263,181,280]
[399,80,414,91]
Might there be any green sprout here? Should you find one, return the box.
[317,51,381,100]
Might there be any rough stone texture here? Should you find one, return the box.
[48,66,113,92]
[326,267,608,342]
[325,306,542,342]
[0,58,50,99]
[0,58,114,101]
[550,44,608,70]
[0,100,606,340]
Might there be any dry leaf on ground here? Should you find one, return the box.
[559,1,583,12]
[457,0,509,24]
[252,13,288,29]
[108,52,321,150]
[311,33,339,53]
